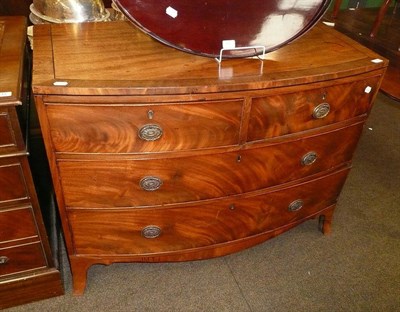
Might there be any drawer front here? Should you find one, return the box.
[68,167,350,255]
[59,122,363,208]
[0,107,19,154]
[46,99,243,153]
[0,161,28,205]
[0,242,47,276]
[247,76,380,141]
[0,207,38,243]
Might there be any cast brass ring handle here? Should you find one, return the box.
[140,176,163,191]
[0,256,9,265]
[301,151,318,166]
[288,199,304,212]
[141,225,162,239]
[138,124,163,141]
[312,103,330,119]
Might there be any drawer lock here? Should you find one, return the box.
[0,256,9,265]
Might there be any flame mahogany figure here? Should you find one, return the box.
[32,21,387,295]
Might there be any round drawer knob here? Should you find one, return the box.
[0,256,9,265]
[141,225,162,239]
[312,103,330,119]
[138,124,163,141]
[140,176,163,191]
[301,151,318,166]
[288,199,304,212]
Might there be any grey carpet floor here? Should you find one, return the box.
[6,92,400,312]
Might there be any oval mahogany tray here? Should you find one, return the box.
[114,0,331,58]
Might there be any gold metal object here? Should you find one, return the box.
[31,0,108,23]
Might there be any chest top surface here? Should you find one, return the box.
[32,21,388,96]
[0,16,27,106]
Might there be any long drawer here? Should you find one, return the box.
[59,122,363,208]
[0,242,47,277]
[68,167,350,255]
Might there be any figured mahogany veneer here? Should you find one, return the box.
[58,122,364,208]
[32,21,388,295]
[68,167,350,255]
[0,16,63,309]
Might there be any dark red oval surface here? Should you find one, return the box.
[114,0,331,58]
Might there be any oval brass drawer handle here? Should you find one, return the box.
[141,225,162,239]
[138,124,163,141]
[288,199,304,212]
[0,256,9,265]
[140,176,163,191]
[301,151,318,166]
[313,103,330,119]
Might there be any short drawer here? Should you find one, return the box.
[0,207,38,243]
[0,107,22,155]
[45,99,243,153]
[0,242,47,276]
[59,122,363,208]
[68,167,350,255]
[247,75,380,141]
[0,160,28,205]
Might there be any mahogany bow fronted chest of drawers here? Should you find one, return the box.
[0,16,63,309]
[32,21,387,295]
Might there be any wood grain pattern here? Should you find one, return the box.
[0,160,28,203]
[248,75,381,141]
[0,107,26,154]
[0,242,47,276]
[0,207,38,242]
[68,167,349,255]
[32,21,387,295]
[0,109,15,147]
[0,16,25,106]
[46,99,243,153]
[59,122,364,208]
[32,21,388,95]
[0,269,63,310]
[0,16,63,308]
